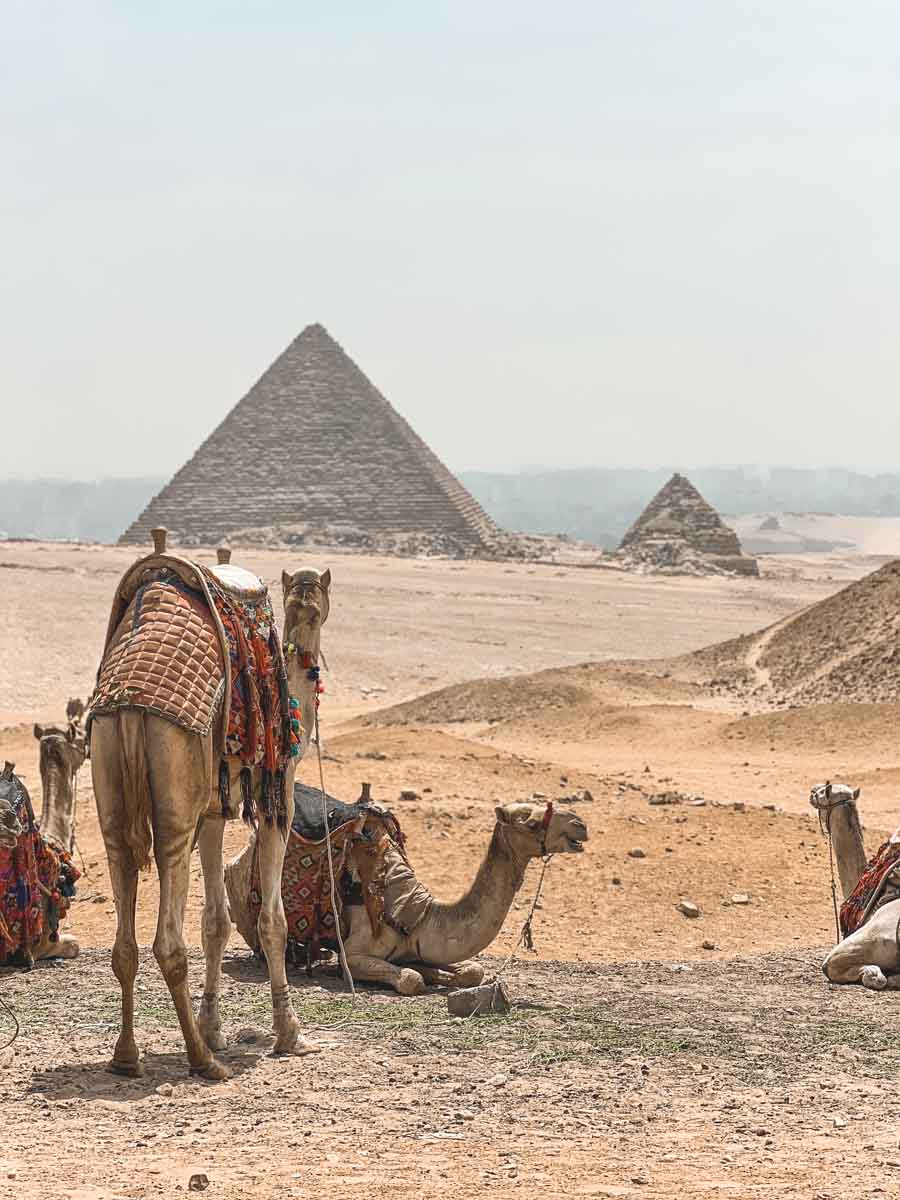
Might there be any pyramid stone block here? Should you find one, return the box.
[121,324,503,556]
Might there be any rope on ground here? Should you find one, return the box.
[313,707,356,998]
[0,993,19,1052]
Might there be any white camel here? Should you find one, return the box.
[810,781,900,989]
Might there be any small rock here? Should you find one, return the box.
[702,940,716,950]
[611,876,622,886]
[155,1083,174,1097]
[189,1174,210,1192]
[485,1073,508,1088]
[676,901,701,919]
[628,848,646,859]
[733,801,746,812]
[632,1172,650,1185]
[447,981,510,1018]
[731,894,750,905]
[399,789,421,802]
[685,797,706,807]
[234,1026,269,1044]
[649,792,681,806]
[834,1116,847,1129]
[92,895,108,904]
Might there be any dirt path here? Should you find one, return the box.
[2,948,897,1199]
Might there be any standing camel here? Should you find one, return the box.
[90,536,330,1079]
[810,782,900,989]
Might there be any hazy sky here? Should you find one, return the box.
[5,1,900,479]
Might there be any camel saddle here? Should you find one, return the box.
[89,552,267,744]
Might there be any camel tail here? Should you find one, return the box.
[118,710,153,871]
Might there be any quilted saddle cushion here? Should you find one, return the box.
[92,580,225,737]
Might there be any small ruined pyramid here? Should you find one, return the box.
[121,324,503,555]
[617,473,758,576]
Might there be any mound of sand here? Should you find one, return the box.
[689,558,900,705]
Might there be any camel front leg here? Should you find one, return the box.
[255,815,318,1056]
[416,960,485,990]
[345,954,426,996]
[32,931,80,962]
[197,817,230,1052]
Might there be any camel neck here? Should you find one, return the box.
[284,633,322,760]
[41,766,76,851]
[827,802,868,899]
[421,826,528,964]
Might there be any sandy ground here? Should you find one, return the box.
[2,540,899,1198]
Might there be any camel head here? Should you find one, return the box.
[66,697,85,725]
[34,722,86,777]
[282,568,332,643]
[809,781,860,814]
[494,801,588,858]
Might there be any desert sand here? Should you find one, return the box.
[2,540,899,1198]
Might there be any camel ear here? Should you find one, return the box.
[66,723,78,743]
[825,782,832,799]
[282,570,293,594]
[320,568,331,591]
[853,788,861,801]
[495,806,511,825]
[33,724,44,741]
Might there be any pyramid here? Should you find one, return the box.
[617,473,758,576]
[120,324,504,555]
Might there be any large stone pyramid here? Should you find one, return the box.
[120,324,503,555]
[617,473,758,576]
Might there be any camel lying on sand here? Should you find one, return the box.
[810,782,900,989]
[30,720,86,960]
[225,799,589,995]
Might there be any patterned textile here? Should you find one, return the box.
[91,555,299,828]
[840,839,900,938]
[205,570,295,828]
[0,774,80,965]
[90,577,224,736]
[248,817,363,962]
[247,802,416,963]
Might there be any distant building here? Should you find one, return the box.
[121,324,503,557]
[617,473,759,576]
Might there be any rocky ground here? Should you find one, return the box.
[4,541,900,1198]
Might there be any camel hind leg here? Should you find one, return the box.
[344,953,426,996]
[146,719,227,1080]
[90,716,142,1076]
[197,816,230,1052]
[416,961,485,990]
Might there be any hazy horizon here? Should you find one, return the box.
[6,3,900,479]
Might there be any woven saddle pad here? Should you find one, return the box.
[91,579,225,737]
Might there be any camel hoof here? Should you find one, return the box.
[108,1058,144,1078]
[861,965,888,991]
[452,965,485,989]
[396,968,426,996]
[190,1059,231,1081]
[273,1037,321,1058]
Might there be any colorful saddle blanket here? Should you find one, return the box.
[247,784,412,963]
[0,772,79,965]
[840,839,900,938]
[90,554,299,827]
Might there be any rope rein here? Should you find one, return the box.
[312,682,356,998]
[497,851,554,980]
